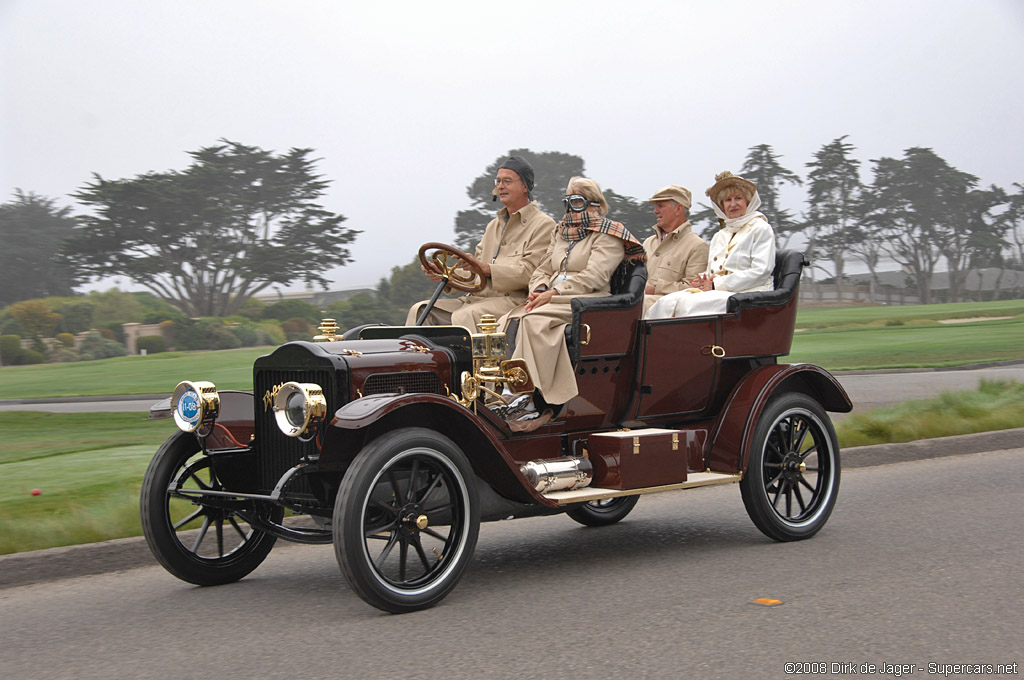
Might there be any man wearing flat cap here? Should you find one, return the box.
[642,184,709,312]
[407,156,555,329]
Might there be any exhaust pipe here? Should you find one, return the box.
[520,457,593,493]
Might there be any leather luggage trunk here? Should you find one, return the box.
[588,428,687,490]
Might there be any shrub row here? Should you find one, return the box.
[161,318,285,351]
[0,300,333,366]
[0,334,45,365]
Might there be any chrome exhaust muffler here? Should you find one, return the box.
[520,457,593,493]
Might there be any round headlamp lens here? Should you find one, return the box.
[285,391,307,428]
[273,382,327,438]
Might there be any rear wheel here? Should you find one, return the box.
[566,495,639,527]
[334,428,480,613]
[140,431,282,585]
[740,392,840,541]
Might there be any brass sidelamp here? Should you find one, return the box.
[453,314,534,411]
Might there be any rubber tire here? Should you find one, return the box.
[334,428,480,613]
[740,392,840,542]
[140,431,281,585]
[566,495,640,527]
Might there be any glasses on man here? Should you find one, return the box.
[494,177,520,187]
[562,193,599,213]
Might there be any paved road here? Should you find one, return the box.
[3,363,1023,415]
[0,395,166,413]
[2,448,1021,680]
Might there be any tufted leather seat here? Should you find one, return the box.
[725,250,808,313]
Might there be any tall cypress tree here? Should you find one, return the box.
[805,136,863,285]
[66,140,358,317]
[740,144,803,245]
[0,190,80,306]
[864,148,1000,303]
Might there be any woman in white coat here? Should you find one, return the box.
[644,171,775,319]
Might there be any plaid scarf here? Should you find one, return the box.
[559,210,646,260]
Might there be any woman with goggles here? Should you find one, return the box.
[494,177,644,432]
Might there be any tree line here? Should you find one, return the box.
[2,137,1023,329]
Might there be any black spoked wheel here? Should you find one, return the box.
[740,392,840,541]
[334,428,480,613]
[566,495,640,527]
[140,431,282,585]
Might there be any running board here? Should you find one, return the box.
[543,471,742,505]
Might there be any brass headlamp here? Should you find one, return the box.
[273,382,328,439]
[171,380,220,433]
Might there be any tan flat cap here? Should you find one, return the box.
[648,184,692,209]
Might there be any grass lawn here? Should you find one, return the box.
[835,379,1024,447]
[0,445,157,554]
[0,347,272,400]
[0,413,177,553]
[0,412,174,465]
[794,299,1024,329]
[787,316,1024,370]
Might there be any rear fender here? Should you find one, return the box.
[329,394,552,506]
[707,364,851,473]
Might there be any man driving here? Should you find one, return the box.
[406,156,555,329]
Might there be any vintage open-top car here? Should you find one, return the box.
[141,243,851,613]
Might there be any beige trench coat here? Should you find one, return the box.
[641,221,710,313]
[406,202,555,329]
[500,230,626,405]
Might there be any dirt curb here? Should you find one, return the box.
[2,427,1022,590]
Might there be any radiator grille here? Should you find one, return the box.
[253,367,339,494]
[363,371,443,396]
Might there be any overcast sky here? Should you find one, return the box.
[3,0,1023,293]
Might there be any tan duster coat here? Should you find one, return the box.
[641,221,709,313]
[500,230,625,405]
[406,202,555,329]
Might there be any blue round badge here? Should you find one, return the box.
[176,390,201,426]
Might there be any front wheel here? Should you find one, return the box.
[740,392,840,541]
[334,428,480,613]
[140,431,282,585]
[566,495,639,527]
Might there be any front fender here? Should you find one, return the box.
[707,363,851,473]
[330,393,552,506]
[149,390,255,450]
